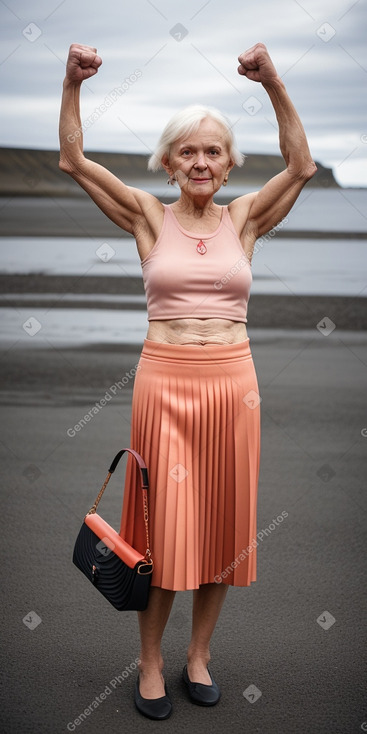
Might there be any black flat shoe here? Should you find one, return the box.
[134,675,172,720]
[182,664,221,706]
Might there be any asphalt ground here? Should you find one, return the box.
[0,329,366,734]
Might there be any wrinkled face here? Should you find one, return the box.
[163,118,234,195]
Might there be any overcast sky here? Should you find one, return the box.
[0,0,366,186]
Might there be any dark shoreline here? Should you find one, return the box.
[1,195,366,238]
[1,272,366,331]
[0,146,339,197]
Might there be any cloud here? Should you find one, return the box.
[0,0,365,185]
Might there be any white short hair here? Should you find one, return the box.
[147,104,245,171]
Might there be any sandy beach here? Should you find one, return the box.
[1,160,367,732]
[1,330,366,733]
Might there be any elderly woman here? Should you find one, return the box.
[59,42,316,720]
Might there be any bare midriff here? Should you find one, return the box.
[147,318,248,345]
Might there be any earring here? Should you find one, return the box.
[223,176,228,187]
[167,174,176,186]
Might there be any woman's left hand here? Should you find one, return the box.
[237,42,279,85]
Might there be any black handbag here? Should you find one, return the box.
[73,448,153,611]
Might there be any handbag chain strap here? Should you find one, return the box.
[87,448,152,563]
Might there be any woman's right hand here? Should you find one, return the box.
[60,42,162,245]
[65,43,102,83]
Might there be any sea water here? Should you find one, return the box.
[0,188,366,346]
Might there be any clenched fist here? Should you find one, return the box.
[65,43,102,83]
[238,43,278,85]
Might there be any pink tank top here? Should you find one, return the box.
[141,204,252,322]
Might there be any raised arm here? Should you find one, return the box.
[59,44,102,166]
[232,43,317,246]
[59,43,156,234]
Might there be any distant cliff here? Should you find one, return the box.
[0,147,338,196]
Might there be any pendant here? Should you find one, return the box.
[196,240,207,255]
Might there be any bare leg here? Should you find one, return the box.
[137,586,176,699]
[187,582,229,684]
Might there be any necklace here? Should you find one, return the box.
[196,240,207,255]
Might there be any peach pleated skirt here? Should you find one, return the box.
[119,338,261,591]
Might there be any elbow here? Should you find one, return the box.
[59,153,84,176]
[288,159,317,183]
[304,160,318,181]
[59,156,73,175]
